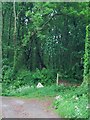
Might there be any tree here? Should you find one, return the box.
[2,2,89,83]
[0,3,2,81]
[83,24,90,84]
[13,0,17,72]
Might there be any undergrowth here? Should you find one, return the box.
[53,84,88,118]
[2,84,68,97]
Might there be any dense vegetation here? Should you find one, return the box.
[2,2,90,119]
[84,24,90,84]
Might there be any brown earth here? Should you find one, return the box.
[58,80,81,86]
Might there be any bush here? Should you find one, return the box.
[3,66,14,83]
[2,68,56,95]
[32,68,56,85]
[12,68,56,88]
[16,69,33,86]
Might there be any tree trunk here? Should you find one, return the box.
[0,3,2,81]
[34,37,46,69]
[83,24,90,85]
[13,0,17,72]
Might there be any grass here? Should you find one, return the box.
[53,84,88,118]
[0,83,2,96]
[3,84,65,98]
[2,83,89,119]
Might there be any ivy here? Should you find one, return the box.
[84,24,90,82]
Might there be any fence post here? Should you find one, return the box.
[56,73,59,86]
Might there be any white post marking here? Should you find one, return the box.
[56,73,59,86]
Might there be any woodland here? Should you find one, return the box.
[2,2,90,118]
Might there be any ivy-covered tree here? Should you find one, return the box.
[84,24,90,84]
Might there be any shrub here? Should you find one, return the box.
[2,68,56,95]
[33,68,56,85]
[13,68,56,88]
[3,66,14,84]
[16,69,33,86]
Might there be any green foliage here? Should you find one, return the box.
[3,66,13,83]
[33,68,56,85]
[2,68,56,93]
[0,83,2,96]
[16,68,56,86]
[84,24,90,82]
[54,84,88,118]
[7,85,59,97]
[2,83,76,98]
[16,69,32,85]
[2,84,58,97]
[2,2,88,84]
[2,3,89,119]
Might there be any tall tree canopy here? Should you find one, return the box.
[2,2,89,84]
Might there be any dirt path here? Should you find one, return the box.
[1,96,59,118]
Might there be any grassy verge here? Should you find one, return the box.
[0,83,1,93]
[2,84,66,98]
[53,84,88,118]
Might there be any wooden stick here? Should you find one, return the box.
[56,73,59,86]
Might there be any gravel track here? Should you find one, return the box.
[1,96,60,118]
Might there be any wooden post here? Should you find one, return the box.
[56,73,59,86]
